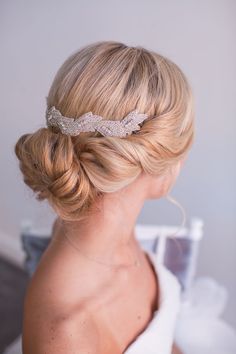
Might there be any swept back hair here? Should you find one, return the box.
[15,41,195,221]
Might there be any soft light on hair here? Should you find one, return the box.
[15,41,195,221]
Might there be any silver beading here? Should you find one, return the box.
[46,106,149,137]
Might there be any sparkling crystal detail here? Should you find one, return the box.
[46,106,149,137]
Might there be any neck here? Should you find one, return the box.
[58,175,148,265]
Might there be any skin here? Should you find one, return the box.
[22,159,185,354]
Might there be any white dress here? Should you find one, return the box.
[4,249,236,354]
[125,250,181,354]
[125,250,236,354]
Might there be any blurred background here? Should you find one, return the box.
[0,0,236,352]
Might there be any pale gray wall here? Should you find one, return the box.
[1,0,236,327]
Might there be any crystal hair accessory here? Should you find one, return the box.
[46,106,149,137]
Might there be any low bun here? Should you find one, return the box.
[14,128,98,221]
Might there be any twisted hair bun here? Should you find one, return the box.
[15,41,194,221]
[15,128,98,221]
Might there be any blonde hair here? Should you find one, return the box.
[15,41,195,221]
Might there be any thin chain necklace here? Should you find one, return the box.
[62,225,142,269]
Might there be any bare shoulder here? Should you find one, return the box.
[22,219,120,353]
[22,304,101,354]
[23,260,101,352]
[22,267,115,354]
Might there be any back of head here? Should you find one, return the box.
[15,40,195,222]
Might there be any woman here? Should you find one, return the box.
[15,41,194,353]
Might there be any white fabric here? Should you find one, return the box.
[174,277,236,354]
[125,250,181,354]
[125,250,236,354]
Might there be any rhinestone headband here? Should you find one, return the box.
[46,106,149,137]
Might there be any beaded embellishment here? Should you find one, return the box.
[46,106,149,137]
